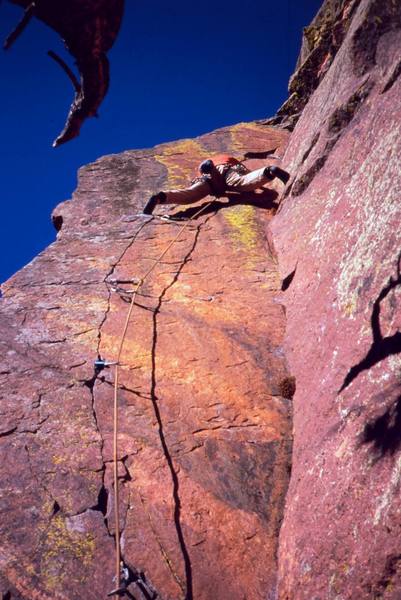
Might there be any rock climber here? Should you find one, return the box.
[142,154,290,215]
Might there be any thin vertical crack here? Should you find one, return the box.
[88,219,153,532]
[148,214,211,600]
[88,217,161,597]
[90,213,209,597]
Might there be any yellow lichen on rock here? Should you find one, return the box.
[41,515,95,591]
[155,139,209,188]
[224,205,259,253]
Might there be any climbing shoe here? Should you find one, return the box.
[142,192,166,215]
[264,166,290,185]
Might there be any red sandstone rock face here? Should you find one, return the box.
[3,0,399,596]
[272,0,401,597]
[0,123,292,599]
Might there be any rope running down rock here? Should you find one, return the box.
[110,200,214,595]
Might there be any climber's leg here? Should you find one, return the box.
[142,179,212,215]
[225,165,289,192]
[164,179,212,205]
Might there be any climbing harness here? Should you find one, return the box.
[106,200,213,597]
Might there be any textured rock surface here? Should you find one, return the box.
[6,0,124,146]
[272,0,401,597]
[0,123,292,599]
[264,0,361,130]
[2,0,401,597]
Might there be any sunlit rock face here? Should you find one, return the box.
[2,0,400,597]
[0,123,292,599]
[272,0,401,597]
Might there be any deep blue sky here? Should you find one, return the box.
[0,0,322,283]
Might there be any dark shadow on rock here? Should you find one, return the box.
[123,564,158,600]
[301,133,320,164]
[382,59,401,94]
[243,148,278,159]
[361,392,401,458]
[339,252,401,393]
[351,0,401,76]
[292,78,373,198]
[169,188,278,221]
[281,266,297,291]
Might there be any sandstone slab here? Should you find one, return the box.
[1,123,292,599]
[272,1,401,597]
